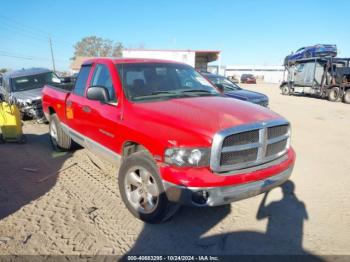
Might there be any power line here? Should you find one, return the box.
[0,24,48,42]
[0,53,33,60]
[2,35,49,49]
[0,15,73,47]
[0,15,74,70]
[0,15,50,37]
[0,17,66,71]
[0,50,67,63]
[0,19,48,38]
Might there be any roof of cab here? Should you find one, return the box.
[3,68,52,79]
[82,57,185,66]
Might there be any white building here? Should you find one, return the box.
[122,49,220,72]
[223,65,285,83]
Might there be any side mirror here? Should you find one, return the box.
[61,77,72,83]
[215,83,224,92]
[86,86,110,102]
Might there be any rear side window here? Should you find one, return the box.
[73,65,91,96]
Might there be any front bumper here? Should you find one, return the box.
[163,165,293,207]
[161,147,295,207]
[18,102,44,120]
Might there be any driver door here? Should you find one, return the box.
[83,62,122,165]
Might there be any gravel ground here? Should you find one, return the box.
[0,83,349,257]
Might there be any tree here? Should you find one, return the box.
[72,36,123,60]
[0,68,8,74]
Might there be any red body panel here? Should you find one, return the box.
[42,87,69,121]
[42,58,295,188]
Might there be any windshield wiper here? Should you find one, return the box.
[133,91,180,101]
[182,89,212,93]
[151,90,178,95]
[133,89,219,101]
[180,89,219,96]
[151,89,217,95]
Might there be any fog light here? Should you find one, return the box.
[192,190,209,205]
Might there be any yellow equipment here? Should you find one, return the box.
[0,102,26,143]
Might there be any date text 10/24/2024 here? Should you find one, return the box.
[127,256,220,261]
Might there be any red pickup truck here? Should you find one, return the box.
[42,58,295,223]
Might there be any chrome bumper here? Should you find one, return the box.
[163,166,293,207]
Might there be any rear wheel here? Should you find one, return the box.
[343,89,350,104]
[49,113,73,150]
[328,87,340,102]
[118,151,176,223]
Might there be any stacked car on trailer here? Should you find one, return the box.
[280,44,350,104]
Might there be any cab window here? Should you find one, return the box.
[73,65,91,96]
[91,64,117,102]
[296,64,305,73]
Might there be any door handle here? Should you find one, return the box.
[82,105,91,113]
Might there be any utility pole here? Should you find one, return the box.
[49,37,56,72]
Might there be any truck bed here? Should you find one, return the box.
[42,84,72,123]
[47,82,75,92]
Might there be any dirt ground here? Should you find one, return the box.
[0,83,349,257]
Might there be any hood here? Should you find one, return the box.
[225,89,268,102]
[128,96,281,146]
[11,88,42,102]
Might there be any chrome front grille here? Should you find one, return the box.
[267,124,288,139]
[220,148,258,166]
[210,119,290,172]
[223,130,259,147]
[266,139,288,157]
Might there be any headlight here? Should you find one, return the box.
[164,148,210,167]
[15,98,31,107]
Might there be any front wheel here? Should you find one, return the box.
[118,151,175,223]
[281,85,290,95]
[328,87,340,102]
[343,89,350,104]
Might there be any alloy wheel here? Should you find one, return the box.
[124,166,159,214]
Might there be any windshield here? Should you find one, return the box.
[208,75,241,91]
[11,72,61,92]
[116,63,220,102]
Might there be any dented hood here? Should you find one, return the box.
[12,87,42,102]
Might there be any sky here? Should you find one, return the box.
[1,0,350,71]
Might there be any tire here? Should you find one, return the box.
[49,113,73,150]
[118,151,175,223]
[328,87,340,102]
[281,85,290,95]
[343,89,350,104]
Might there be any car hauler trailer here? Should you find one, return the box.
[280,57,350,104]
